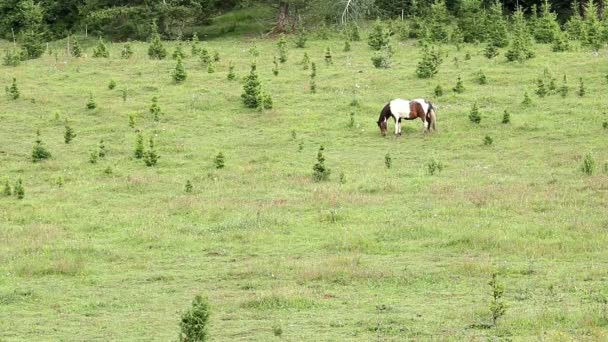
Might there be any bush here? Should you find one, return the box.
[477,70,487,85]
[384,153,392,169]
[502,110,510,124]
[277,34,288,63]
[185,180,193,193]
[312,145,330,182]
[427,159,444,175]
[32,129,51,162]
[416,46,442,78]
[371,46,392,69]
[483,135,493,145]
[20,30,45,60]
[522,91,532,105]
[172,42,185,60]
[469,102,481,124]
[86,93,96,109]
[214,152,225,169]
[3,49,21,66]
[173,56,187,83]
[558,76,569,98]
[64,122,76,144]
[150,97,162,121]
[488,273,506,327]
[484,44,499,59]
[13,178,24,199]
[434,85,444,97]
[144,137,159,167]
[148,32,167,60]
[71,38,82,57]
[8,78,19,100]
[179,295,210,342]
[453,76,465,94]
[121,43,133,59]
[581,153,595,175]
[368,20,390,51]
[3,179,12,196]
[242,63,261,108]
[134,133,144,159]
[324,47,332,65]
[227,62,236,80]
[108,79,116,90]
[92,38,110,58]
[295,30,307,48]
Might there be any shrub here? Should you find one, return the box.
[128,114,136,128]
[185,180,193,193]
[150,97,162,121]
[535,78,547,97]
[371,46,392,69]
[534,0,561,43]
[522,91,532,105]
[98,140,106,158]
[301,52,310,70]
[477,70,487,85]
[277,35,288,63]
[242,63,261,108]
[32,130,51,162]
[506,7,535,62]
[434,85,444,97]
[173,56,187,83]
[3,179,11,196]
[14,178,24,199]
[559,75,569,97]
[551,31,571,52]
[469,102,481,124]
[416,46,442,78]
[578,78,586,97]
[324,47,332,65]
[144,137,159,167]
[427,159,444,175]
[179,295,210,342]
[20,30,45,60]
[483,135,493,145]
[343,41,351,52]
[295,30,307,48]
[89,151,98,164]
[3,49,21,66]
[214,152,225,169]
[148,31,167,60]
[121,43,133,59]
[453,76,465,93]
[227,62,236,81]
[272,56,279,76]
[312,145,330,182]
[71,38,82,57]
[565,1,584,40]
[581,153,595,175]
[488,273,506,327]
[172,42,185,60]
[486,0,509,48]
[484,44,499,59]
[207,61,215,74]
[191,33,201,56]
[213,51,220,62]
[384,153,392,169]
[92,38,110,58]
[64,122,76,144]
[200,48,210,64]
[582,1,603,51]
[108,79,116,90]
[502,110,510,124]
[8,78,19,100]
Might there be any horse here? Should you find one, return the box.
[377,98,437,137]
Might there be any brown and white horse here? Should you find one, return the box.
[377,98,437,137]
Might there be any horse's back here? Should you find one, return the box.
[389,99,410,119]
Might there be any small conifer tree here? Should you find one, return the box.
[301,52,310,70]
[207,61,215,73]
[581,153,595,175]
[3,49,21,66]
[488,273,506,327]
[144,137,159,166]
[566,1,585,40]
[32,129,51,162]
[558,75,569,97]
[191,33,201,56]
[551,31,571,52]
[453,76,465,93]
[583,1,603,50]
[506,7,535,62]
[200,48,210,65]
[484,135,493,146]
[310,62,317,94]
[214,152,225,169]
[89,151,98,164]
[86,93,96,109]
[312,145,330,181]
[486,0,509,48]
[172,42,185,60]
[416,46,442,78]
[179,295,210,342]
[295,30,307,48]
[535,78,547,97]
[578,78,586,97]
[324,47,333,65]
[14,178,24,199]
[257,90,273,111]
[522,91,532,105]
[272,56,279,76]
[121,43,133,59]
[534,0,561,43]
[277,35,288,63]
[150,96,162,121]
[148,25,167,60]
[484,44,499,59]
[108,79,116,90]
[9,78,19,100]
[477,70,487,85]
[3,179,11,196]
[213,51,220,62]
[129,114,136,128]
[469,102,481,124]
[502,110,510,124]
[241,63,261,108]
[368,19,390,50]
[71,38,82,57]
[434,85,444,97]
[64,121,76,144]
[227,62,236,80]
[134,133,144,159]
[92,38,110,58]
[185,180,193,193]
[384,153,392,169]
[98,139,106,158]
[20,30,45,59]
[173,56,187,83]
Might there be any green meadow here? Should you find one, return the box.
[1,24,608,341]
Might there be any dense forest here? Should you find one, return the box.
[0,0,607,54]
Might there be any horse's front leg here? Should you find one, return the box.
[395,118,402,137]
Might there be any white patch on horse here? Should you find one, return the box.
[413,98,430,115]
[389,99,411,120]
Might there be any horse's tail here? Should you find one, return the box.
[428,103,437,131]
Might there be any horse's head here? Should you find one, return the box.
[377,120,388,136]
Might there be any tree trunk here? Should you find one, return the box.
[275,1,289,33]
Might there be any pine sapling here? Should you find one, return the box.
[272,56,279,76]
[502,110,510,124]
[179,295,210,342]
[295,30,307,48]
[92,38,110,58]
[312,145,330,182]
[227,62,236,81]
[477,70,487,85]
[522,91,532,105]
[172,42,185,60]
[469,102,481,124]
[301,52,310,70]
[484,135,494,146]
[214,152,225,169]
[150,96,162,121]
[121,43,133,59]
[89,151,98,164]
[581,153,595,175]
[488,273,506,327]
[134,133,144,159]
[434,85,444,97]
[32,129,51,162]
[128,114,136,128]
[108,79,117,90]
[13,178,24,199]
[86,93,97,109]
[453,76,465,93]
[385,153,392,169]
[185,180,193,193]
[277,35,288,63]
[343,41,351,52]
[64,121,76,143]
[98,139,106,158]
[173,56,187,83]
[144,137,159,166]
[9,78,19,100]
[578,78,586,97]
[324,47,333,65]
[148,28,167,60]
[535,78,547,97]
[559,75,569,98]
[200,48,210,65]
[72,38,82,57]
[213,51,220,62]
[3,179,11,196]
[207,61,215,73]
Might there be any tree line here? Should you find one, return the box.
[0,0,603,42]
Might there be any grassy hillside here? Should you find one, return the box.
[1,29,608,341]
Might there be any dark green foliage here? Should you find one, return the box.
[257,90,273,111]
[453,76,465,93]
[214,152,225,169]
[522,91,532,105]
[213,51,220,62]
[272,56,279,76]
[173,56,187,83]
[86,93,96,109]
[92,38,109,58]
[122,88,128,102]
[148,32,167,60]
[104,166,112,175]
[343,41,351,52]
[578,78,585,97]
[434,85,443,97]
[483,135,493,146]
[312,145,330,182]
[535,78,547,97]
[144,137,159,167]
[98,139,106,158]
[603,121,608,129]
[13,178,24,199]
[227,62,236,81]
[64,122,76,144]
[502,110,510,124]
[457,0,487,43]
[242,63,261,108]
[566,1,584,40]
[150,96,162,121]
[339,172,346,184]
[121,43,133,59]
[310,62,317,94]
[128,114,136,128]
[506,8,535,62]
[347,24,361,42]
[416,46,442,78]
[20,30,45,59]
[581,153,595,175]
[134,133,144,159]
[310,62,317,78]
[368,20,390,51]
[277,35,287,63]
[484,44,499,59]
[108,79,116,90]
[469,102,481,124]
[348,112,355,128]
[488,273,506,327]
[172,42,185,60]
[324,47,332,65]
[486,0,509,48]
[32,129,51,162]
[371,46,392,69]
[582,1,602,51]
[273,325,283,337]
[9,78,19,100]
[179,295,210,342]
[89,151,98,164]
[200,48,210,64]
[3,49,21,66]
[3,179,11,196]
[295,30,307,48]
[427,159,444,175]
[464,52,471,61]
[185,180,193,193]
[71,38,82,57]
[559,75,569,97]
[428,0,450,43]
[534,0,561,44]
[477,70,487,85]
[384,153,392,169]
[191,33,201,56]
[551,31,571,52]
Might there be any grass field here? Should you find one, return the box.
[1,25,608,341]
